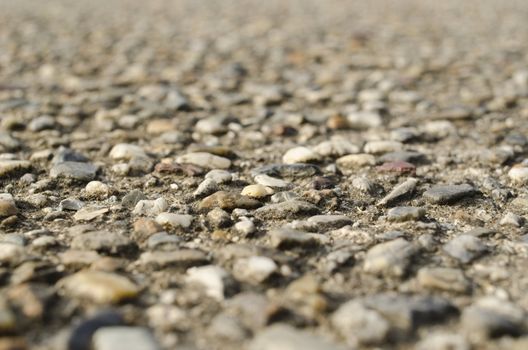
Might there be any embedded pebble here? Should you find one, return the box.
[387,206,425,222]
[0,193,18,217]
[176,152,231,169]
[423,184,476,204]
[443,235,487,263]
[133,198,169,216]
[241,184,274,198]
[109,144,147,160]
[155,212,193,229]
[92,327,160,350]
[50,162,97,181]
[282,146,322,164]
[364,238,417,277]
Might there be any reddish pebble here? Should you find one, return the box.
[377,161,416,173]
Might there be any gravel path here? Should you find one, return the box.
[1,0,528,349]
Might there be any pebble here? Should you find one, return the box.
[139,249,208,269]
[199,191,262,211]
[270,191,298,203]
[0,193,18,217]
[364,140,403,154]
[92,327,160,350]
[252,163,320,179]
[443,235,486,263]
[416,333,470,350]
[205,169,233,184]
[109,143,147,160]
[364,238,416,276]
[132,198,169,216]
[50,162,97,181]
[461,297,526,340]
[269,228,320,249]
[378,178,418,206]
[331,300,390,346]
[234,220,256,235]
[85,181,111,199]
[206,208,232,228]
[313,138,360,157]
[71,231,133,254]
[59,270,139,303]
[233,256,277,284]
[423,184,475,204]
[249,324,345,350]
[336,154,376,170]
[67,311,125,350]
[186,265,235,300]
[417,267,470,293]
[282,146,321,164]
[500,212,523,227]
[352,177,374,192]
[254,174,290,188]
[0,160,31,178]
[255,200,320,220]
[347,111,383,129]
[176,152,231,169]
[155,212,193,229]
[241,184,274,198]
[147,232,181,250]
[387,206,425,222]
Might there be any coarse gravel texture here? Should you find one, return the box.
[1,0,528,349]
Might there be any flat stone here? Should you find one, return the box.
[331,300,390,346]
[249,324,345,350]
[109,143,147,160]
[71,231,134,254]
[59,250,101,268]
[347,111,383,129]
[176,152,231,169]
[254,174,290,188]
[416,332,470,350]
[417,267,470,293]
[423,184,475,204]
[251,163,320,179]
[364,238,417,277]
[364,140,403,154]
[313,138,360,157]
[378,178,418,206]
[241,184,274,198]
[73,207,109,221]
[336,154,376,170]
[443,235,486,263]
[509,166,528,184]
[59,270,139,304]
[0,160,31,178]
[155,212,193,229]
[255,200,319,220]
[387,206,425,222]
[92,327,160,350]
[139,250,208,269]
[205,169,233,184]
[199,191,262,211]
[50,162,97,181]
[0,243,26,266]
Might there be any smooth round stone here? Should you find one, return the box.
[146,119,174,134]
[60,197,84,211]
[28,115,55,131]
[387,206,425,222]
[0,193,18,217]
[234,220,256,235]
[186,265,233,301]
[254,174,290,188]
[59,270,139,304]
[85,181,111,199]
[347,111,383,129]
[241,184,274,198]
[109,143,147,160]
[155,212,193,229]
[133,198,169,216]
[193,178,219,197]
[176,152,231,169]
[282,146,321,164]
[508,166,528,184]
[313,138,360,157]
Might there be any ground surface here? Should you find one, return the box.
[1,0,528,349]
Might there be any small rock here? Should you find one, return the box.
[234,220,256,235]
[254,174,290,188]
[139,250,208,269]
[73,207,109,221]
[59,270,139,304]
[313,138,360,157]
[282,146,321,164]
[269,228,319,249]
[186,265,235,300]
[336,154,376,170]
[155,212,193,229]
[133,198,169,216]
[92,327,160,350]
[331,300,390,346]
[67,311,125,350]
[206,208,232,228]
[233,256,277,284]
[0,160,31,178]
[461,297,526,340]
[416,332,470,350]
[0,193,18,217]
[417,267,470,293]
[176,152,231,169]
[199,191,261,211]
[377,161,416,174]
[249,324,345,350]
[347,111,383,129]
[205,169,233,184]
[50,162,97,181]
[121,190,146,208]
[364,238,416,277]
[85,181,111,199]
[241,184,274,198]
[109,144,147,160]
[193,178,219,197]
[378,178,418,206]
[71,231,133,254]
[364,140,403,154]
[423,184,475,204]
[443,235,486,263]
[387,206,425,222]
[500,212,523,227]
[509,165,528,184]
